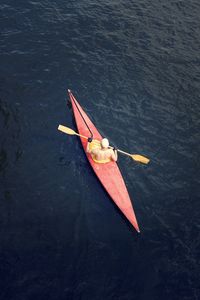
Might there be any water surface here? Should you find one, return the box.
[0,1,200,299]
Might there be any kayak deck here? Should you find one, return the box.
[68,90,140,232]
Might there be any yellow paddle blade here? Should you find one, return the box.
[58,125,76,135]
[131,155,150,164]
[58,125,89,140]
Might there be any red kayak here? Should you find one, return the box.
[68,89,140,232]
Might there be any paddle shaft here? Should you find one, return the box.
[73,131,89,140]
[117,149,133,157]
[69,130,115,149]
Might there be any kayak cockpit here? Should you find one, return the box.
[88,140,111,164]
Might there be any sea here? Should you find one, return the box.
[0,1,200,299]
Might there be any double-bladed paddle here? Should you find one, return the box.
[58,125,150,164]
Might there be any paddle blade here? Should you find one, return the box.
[131,154,150,164]
[58,125,76,135]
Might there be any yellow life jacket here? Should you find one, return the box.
[89,140,111,164]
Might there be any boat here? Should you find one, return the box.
[68,89,140,232]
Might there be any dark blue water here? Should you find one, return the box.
[1,1,200,299]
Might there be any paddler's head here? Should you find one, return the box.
[101,138,109,149]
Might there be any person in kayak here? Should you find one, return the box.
[86,137,118,162]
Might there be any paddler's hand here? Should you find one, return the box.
[113,147,117,151]
[88,137,93,143]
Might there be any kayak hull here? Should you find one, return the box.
[68,90,140,232]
